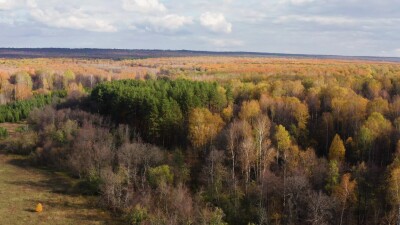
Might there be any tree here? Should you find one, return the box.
[306,191,336,225]
[328,134,346,162]
[239,100,261,122]
[274,124,291,216]
[254,114,272,181]
[361,112,392,139]
[333,173,357,225]
[91,79,228,146]
[67,82,86,100]
[367,97,389,116]
[159,98,184,146]
[188,108,224,149]
[275,125,291,154]
[118,142,163,191]
[364,79,382,99]
[388,166,400,225]
[147,165,174,188]
[34,69,53,90]
[12,71,32,88]
[221,104,233,122]
[358,112,392,163]
[202,148,227,200]
[100,167,126,210]
[325,160,339,193]
[201,207,228,225]
[238,121,255,187]
[68,123,113,178]
[63,69,76,88]
[127,205,148,225]
[11,72,33,100]
[226,120,241,186]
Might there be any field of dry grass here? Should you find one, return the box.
[0,153,121,225]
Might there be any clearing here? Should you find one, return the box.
[0,153,121,225]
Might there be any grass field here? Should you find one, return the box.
[0,153,121,225]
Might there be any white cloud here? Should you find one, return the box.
[122,0,166,13]
[144,14,192,32]
[0,0,12,10]
[0,0,399,56]
[1,0,192,33]
[200,12,232,33]
[31,8,117,32]
[26,0,37,8]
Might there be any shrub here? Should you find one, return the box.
[2,131,37,155]
[147,165,173,188]
[35,203,43,213]
[126,205,148,225]
[0,127,8,139]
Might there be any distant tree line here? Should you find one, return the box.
[0,69,104,105]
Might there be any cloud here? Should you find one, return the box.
[0,0,400,56]
[121,0,192,32]
[200,12,232,33]
[30,8,117,32]
[122,0,166,13]
[143,14,192,32]
[0,0,25,10]
[0,0,193,33]
[26,0,37,8]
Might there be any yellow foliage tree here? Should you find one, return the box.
[221,104,233,122]
[188,108,224,149]
[67,82,86,99]
[328,134,346,162]
[239,100,261,122]
[275,125,291,153]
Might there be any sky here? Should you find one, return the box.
[0,0,399,57]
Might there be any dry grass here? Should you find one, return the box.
[0,122,26,138]
[0,153,122,225]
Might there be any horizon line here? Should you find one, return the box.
[0,47,399,61]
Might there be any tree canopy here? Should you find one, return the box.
[328,134,346,162]
[91,79,229,146]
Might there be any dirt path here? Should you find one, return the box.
[0,153,121,225]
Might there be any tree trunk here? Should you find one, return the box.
[283,153,287,225]
[340,201,346,225]
[397,204,400,225]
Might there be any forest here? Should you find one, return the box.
[1,57,400,224]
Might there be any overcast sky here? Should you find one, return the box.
[0,0,399,57]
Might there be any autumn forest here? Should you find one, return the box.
[1,56,400,224]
